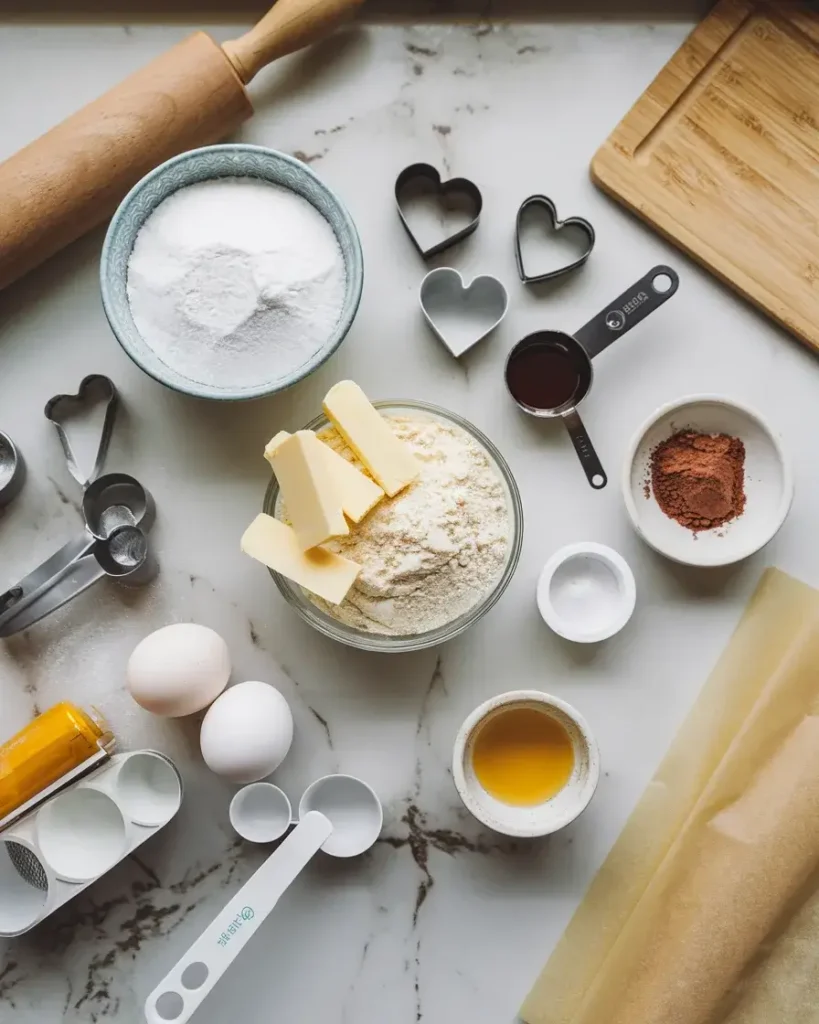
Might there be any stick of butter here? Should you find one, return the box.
[322,381,419,498]
[266,431,350,551]
[241,514,360,605]
[265,430,384,523]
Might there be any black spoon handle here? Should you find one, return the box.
[574,265,680,359]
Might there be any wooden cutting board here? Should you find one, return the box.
[592,0,819,351]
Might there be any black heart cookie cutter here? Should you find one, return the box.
[515,195,596,284]
[395,163,483,259]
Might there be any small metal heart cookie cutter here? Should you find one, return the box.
[420,267,508,358]
[0,375,157,637]
[515,195,596,284]
[395,163,483,259]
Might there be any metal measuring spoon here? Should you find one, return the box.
[83,472,154,539]
[0,480,156,636]
[145,775,382,1024]
[0,377,156,636]
[95,523,155,580]
[0,432,25,507]
[505,265,679,489]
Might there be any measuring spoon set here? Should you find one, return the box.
[145,773,382,1024]
[0,375,156,635]
[396,162,680,487]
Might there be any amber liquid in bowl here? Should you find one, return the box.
[472,707,575,806]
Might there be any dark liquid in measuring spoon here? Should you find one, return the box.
[506,340,582,410]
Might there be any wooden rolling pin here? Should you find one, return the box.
[0,0,363,292]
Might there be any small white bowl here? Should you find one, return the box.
[623,395,793,567]
[452,690,599,838]
[537,542,636,643]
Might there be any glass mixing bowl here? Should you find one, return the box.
[262,400,523,653]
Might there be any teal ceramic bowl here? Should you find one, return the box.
[100,144,364,401]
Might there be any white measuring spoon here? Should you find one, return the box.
[229,782,292,843]
[144,774,382,1024]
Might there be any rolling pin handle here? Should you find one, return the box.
[223,0,366,84]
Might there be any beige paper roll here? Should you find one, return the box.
[522,569,819,1024]
[607,717,819,1024]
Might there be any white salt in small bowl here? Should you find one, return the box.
[101,144,363,402]
[452,690,600,838]
[537,542,636,643]
[623,395,793,567]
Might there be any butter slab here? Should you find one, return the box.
[265,429,384,523]
[267,431,349,551]
[241,514,360,605]
[322,381,419,498]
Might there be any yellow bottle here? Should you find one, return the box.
[0,702,115,820]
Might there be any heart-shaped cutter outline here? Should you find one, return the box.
[44,374,119,490]
[419,267,509,358]
[395,163,483,259]
[515,194,596,284]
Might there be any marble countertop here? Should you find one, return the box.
[2,14,819,1024]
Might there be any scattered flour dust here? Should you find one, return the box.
[308,416,511,636]
[126,177,346,389]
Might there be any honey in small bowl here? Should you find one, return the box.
[471,706,574,806]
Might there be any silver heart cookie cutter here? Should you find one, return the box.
[0,375,157,637]
[515,195,596,284]
[420,267,508,358]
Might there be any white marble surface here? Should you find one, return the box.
[1,15,818,1024]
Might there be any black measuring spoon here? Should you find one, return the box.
[505,265,679,489]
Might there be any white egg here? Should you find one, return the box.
[200,681,294,784]
[127,623,230,718]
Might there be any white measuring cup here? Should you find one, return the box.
[144,774,382,1024]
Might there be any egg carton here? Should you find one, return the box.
[0,750,182,937]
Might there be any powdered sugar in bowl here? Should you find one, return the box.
[263,401,523,653]
[101,144,363,401]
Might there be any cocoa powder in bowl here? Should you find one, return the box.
[650,430,746,532]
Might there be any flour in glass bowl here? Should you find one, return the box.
[308,416,511,636]
[126,177,346,389]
